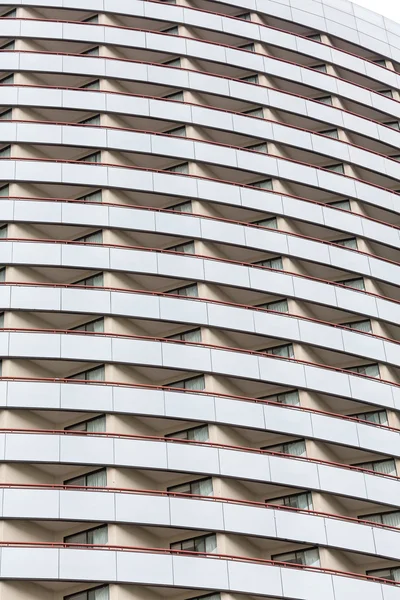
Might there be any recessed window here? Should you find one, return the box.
[306,33,321,42]
[238,42,255,52]
[64,468,107,487]
[0,109,12,120]
[72,318,104,333]
[320,128,338,139]
[359,510,400,527]
[1,9,17,17]
[78,151,101,163]
[315,95,332,105]
[261,389,300,406]
[0,74,14,85]
[166,200,192,213]
[168,477,213,496]
[254,216,276,228]
[325,163,345,174]
[0,145,10,158]
[64,524,107,545]
[378,89,393,98]
[340,277,365,290]
[367,567,400,581]
[171,533,216,553]
[168,374,205,390]
[164,125,186,137]
[64,585,109,600]
[385,121,400,130]
[351,409,387,425]
[256,256,284,270]
[0,185,9,196]
[66,414,106,432]
[237,12,251,20]
[163,58,181,68]
[68,365,105,381]
[240,74,258,84]
[372,58,386,67]
[82,46,99,56]
[247,142,268,153]
[259,298,289,313]
[0,225,7,239]
[72,273,104,287]
[80,114,100,126]
[272,547,320,566]
[82,14,99,23]
[343,319,371,333]
[268,490,312,510]
[166,424,209,442]
[252,178,273,189]
[167,283,198,297]
[168,328,201,343]
[163,91,184,102]
[167,241,195,254]
[243,107,264,118]
[329,199,351,211]
[162,26,179,35]
[0,268,5,282]
[0,41,15,51]
[335,237,357,249]
[77,190,102,203]
[165,162,189,174]
[355,458,396,476]
[346,363,380,378]
[80,79,100,90]
[264,343,294,358]
[75,230,103,244]
[263,438,305,456]
[310,63,327,72]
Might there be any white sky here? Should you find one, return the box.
[352,0,400,23]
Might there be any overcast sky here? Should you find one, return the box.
[352,0,400,23]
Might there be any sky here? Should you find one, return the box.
[352,0,400,23]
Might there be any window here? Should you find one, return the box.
[166,424,209,442]
[0,74,14,85]
[355,458,396,476]
[240,74,258,84]
[167,241,195,254]
[262,389,300,406]
[255,216,277,228]
[340,277,365,290]
[166,162,189,174]
[65,525,107,545]
[263,439,306,457]
[168,328,201,343]
[257,256,283,270]
[237,12,251,20]
[246,142,268,154]
[167,200,192,213]
[0,268,5,282]
[325,163,344,173]
[360,510,400,528]
[81,79,100,90]
[73,273,104,287]
[243,108,264,118]
[171,533,216,553]
[1,9,17,18]
[238,43,255,52]
[0,225,7,238]
[167,283,198,297]
[68,365,105,381]
[65,587,109,600]
[306,33,321,42]
[351,409,387,426]
[0,185,8,196]
[168,477,213,496]
[330,199,351,211]
[0,41,15,51]
[366,567,400,582]
[264,343,294,359]
[163,91,184,102]
[188,595,220,600]
[78,151,101,163]
[77,190,102,203]
[66,415,106,432]
[64,468,106,487]
[252,178,273,189]
[372,58,386,66]
[82,14,99,23]
[311,63,327,72]
[72,318,104,333]
[320,128,338,139]
[163,58,181,68]
[272,547,320,567]
[346,363,380,378]
[269,491,313,510]
[75,230,103,244]
[260,298,289,313]
[0,109,11,119]
[0,313,4,328]
[391,155,400,162]
[162,26,179,35]
[335,237,357,249]
[80,114,100,126]
[385,121,400,130]
[168,374,205,390]
[379,89,393,97]
[315,95,332,105]
[343,319,372,333]
[0,145,10,158]
[82,46,99,56]
[165,126,186,137]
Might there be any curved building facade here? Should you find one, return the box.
[0,0,399,598]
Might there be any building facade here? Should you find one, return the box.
[0,0,399,598]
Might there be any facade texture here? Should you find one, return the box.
[0,0,399,598]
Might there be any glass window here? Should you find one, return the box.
[0,109,12,120]
[335,237,357,249]
[78,151,101,163]
[0,74,14,85]
[255,216,276,228]
[72,318,104,333]
[356,458,396,476]
[163,91,184,102]
[264,343,294,359]
[0,312,4,328]
[66,415,106,432]
[1,41,15,51]
[385,121,400,130]
[73,273,104,287]
[257,256,283,270]
[0,185,8,196]
[269,491,313,510]
[0,268,5,282]
[306,33,321,41]
[330,199,351,211]
[0,225,7,238]
[168,374,205,390]
[165,126,186,137]
[75,230,103,244]
[167,283,198,297]
[262,389,300,406]
[247,142,268,153]
[1,9,17,17]
[240,74,258,84]
[65,586,109,600]
[343,319,372,333]
[68,365,105,381]
[320,128,338,138]
[166,424,209,442]
[372,58,386,66]
[379,89,393,97]
[65,525,108,545]
[167,201,192,213]
[237,12,251,20]
[315,95,332,105]
[252,178,273,189]
[82,46,99,56]
[171,533,216,553]
[64,468,107,487]
[351,409,387,426]
[0,145,10,158]
[163,58,181,68]
[166,162,188,174]
[346,363,380,378]
[80,114,100,126]
[167,241,195,254]
[168,477,213,496]
[325,163,345,173]
[81,79,100,90]
[82,15,99,23]
[168,328,201,343]
[366,567,400,582]
[238,43,255,52]
[360,510,400,528]
[162,26,179,35]
[340,277,365,290]
[244,108,264,118]
[77,190,102,203]
[311,63,327,72]
[259,298,289,313]
[263,438,306,457]
[272,547,320,566]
